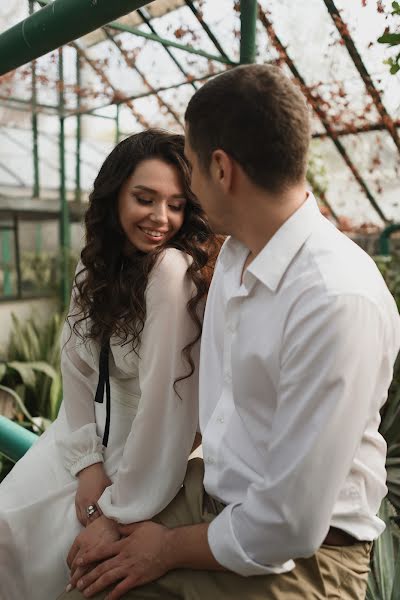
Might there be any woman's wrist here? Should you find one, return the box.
[77,461,106,479]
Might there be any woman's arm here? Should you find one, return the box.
[97,248,200,523]
[56,264,105,481]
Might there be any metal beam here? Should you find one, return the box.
[313,120,400,139]
[0,95,58,116]
[58,48,71,310]
[115,104,121,144]
[184,0,231,61]
[240,0,257,64]
[75,52,82,203]
[137,8,198,91]
[0,0,152,75]
[257,6,389,224]
[1,127,97,175]
[1,231,13,296]
[0,162,26,186]
[323,0,400,155]
[72,41,150,129]
[29,0,40,199]
[14,215,22,298]
[64,71,219,118]
[104,29,183,128]
[106,22,236,65]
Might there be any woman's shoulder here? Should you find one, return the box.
[147,248,193,296]
[153,247,192,277]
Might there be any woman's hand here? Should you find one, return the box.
[75,462,112,526]
[67,515,121,588]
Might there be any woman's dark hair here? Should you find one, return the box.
[69,128,219,388]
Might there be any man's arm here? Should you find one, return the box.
[68,521,224,600]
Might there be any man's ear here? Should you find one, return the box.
[210,149,234,192]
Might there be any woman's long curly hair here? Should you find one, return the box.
[70,129,219,387]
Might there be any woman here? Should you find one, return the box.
[0,129,217,600]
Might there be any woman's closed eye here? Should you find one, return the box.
[134,195,153,206]
[168,203,185,212]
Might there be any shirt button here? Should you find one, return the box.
[205,456,215,465]
[217,416,224,423]
[224,371,232,383]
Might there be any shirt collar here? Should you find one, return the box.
[219,193,322,293]
[248,193,321,292]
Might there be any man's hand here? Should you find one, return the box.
[75,463,112,526]
[67,514,121,589]
[69,521,171,600]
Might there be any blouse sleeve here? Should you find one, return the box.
[56,263,104,476]
[98,248,200,523]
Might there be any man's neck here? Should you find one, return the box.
[230,183,308,259]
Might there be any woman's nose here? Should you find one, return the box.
[150,203,168,224]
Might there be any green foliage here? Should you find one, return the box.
[0,311,66,479]
[367,255,400,598]
[366,500,400,600]
[378,2,400,75]
[374,256,400,313]
[19,250,78,297]
[5,311,65,422]
[307,142,329,201]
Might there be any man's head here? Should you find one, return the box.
[184,64,310,232]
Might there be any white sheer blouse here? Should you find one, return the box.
[56,248,200,523]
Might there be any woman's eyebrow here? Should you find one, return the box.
[133,185,187,200]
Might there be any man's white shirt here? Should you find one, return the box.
[199,193,400,576]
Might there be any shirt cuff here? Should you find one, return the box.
[70,452,104,477]
[207,503,295,576]
[57,422,104,477]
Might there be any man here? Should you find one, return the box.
[62,65,400,599]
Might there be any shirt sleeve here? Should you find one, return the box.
[56,264,104,477]
[208,291,390,575]
[98,248,200,522]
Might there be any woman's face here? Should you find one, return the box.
[118,158,187,253]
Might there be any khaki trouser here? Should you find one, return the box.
[59,459,371,599]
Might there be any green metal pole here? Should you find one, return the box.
[0,95,57,111]
[14,216,22,299]
[106,23,236,65]
[1,230,13,296]
[0,0,151,75]
[58,48,70,310]
[137,8,198,91]
[29,0,40,198]
[65,71,220,119]
[240,0,257,64]
[115,104,120,145]
[35,225,42,254]
[378,224,400,256]
[75,52,81,204]
[0,416,38,462]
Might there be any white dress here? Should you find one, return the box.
[0,248,200,600]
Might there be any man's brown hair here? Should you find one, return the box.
[185,64,311,193]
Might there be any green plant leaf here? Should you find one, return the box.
[378,32,400,46]
[49,374,62,421]
[0,384,35,425]
[366,571,381,600]
[392,1,400,15]
[28,361,58,381]
[391,544,400,599]
[374,500,397,598]
[7,362,36,389]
